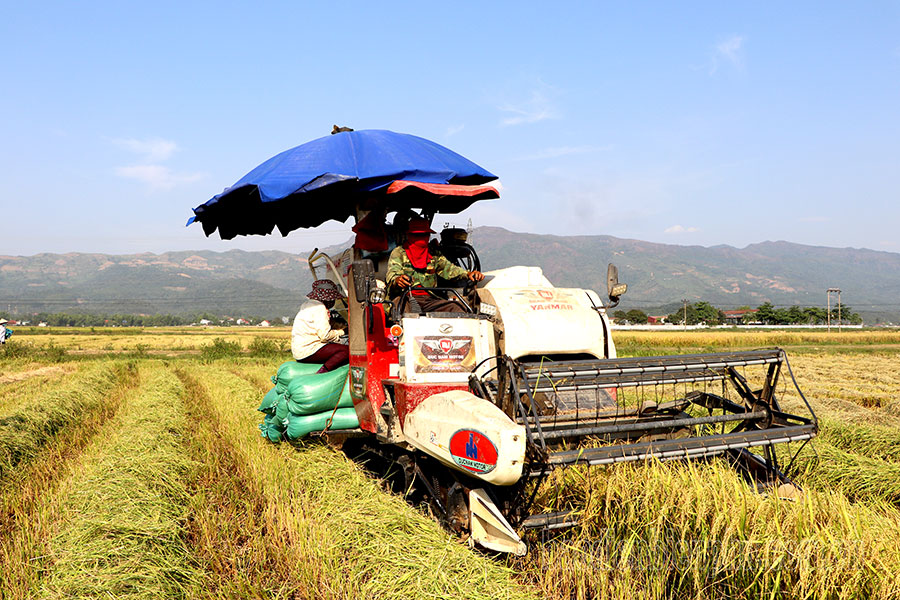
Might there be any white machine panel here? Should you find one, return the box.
[479,286,608,360]
[398,316,496,383]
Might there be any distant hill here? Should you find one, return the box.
[0,250,318,317]
[2,228,899,323]
[470,228,900,323]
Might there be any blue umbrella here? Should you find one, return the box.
[189,129,498,240]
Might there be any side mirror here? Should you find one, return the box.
[607,263,627,307]
[352,259,375,302]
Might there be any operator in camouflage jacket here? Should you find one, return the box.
[386,217,484,312]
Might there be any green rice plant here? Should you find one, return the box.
[183,363,535,600]
[130,342,150,358]
[514,459,900,599]
[1,340,68,362]
[199,337,243,362]
[0,361,132,484]
[246,335,289,358]
[39,364,205,598]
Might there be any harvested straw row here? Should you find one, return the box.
[177,363,321,598]
[0,361,132,600]
[39,363,205,598]
[818,418,900,463]
[789,441,900,504]
[0,361,132,483]
[0,367,76,418]
[187,363,536,600]
[515,459,900,600]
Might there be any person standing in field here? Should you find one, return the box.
[0,319,8,345]
[291,280,348,373]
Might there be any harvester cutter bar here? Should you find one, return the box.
[520,510,580,531]
[533,423,817,473]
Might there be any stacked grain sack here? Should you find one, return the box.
[258,361,358,442]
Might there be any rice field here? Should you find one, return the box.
[1,328,899,599]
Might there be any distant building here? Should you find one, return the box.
[723,309,758,325]
[199,319,212,326]
[647,315,667,325]
[258,320,271,327]
[236,318,249,325]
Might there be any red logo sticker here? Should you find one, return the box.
[538,290,554,300]
[449,429,498,474]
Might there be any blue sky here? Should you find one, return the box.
[2,1,899,256]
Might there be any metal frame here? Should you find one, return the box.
[474,348,819,532]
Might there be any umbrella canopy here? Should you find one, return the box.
[189,129,498,240]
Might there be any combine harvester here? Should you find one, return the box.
[190,129,818,555]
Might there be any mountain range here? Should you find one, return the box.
[2,227,898,323]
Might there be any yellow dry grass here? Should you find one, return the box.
[1,327,898,599]
[9,326,289,354]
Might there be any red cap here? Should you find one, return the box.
[407,217,435,234]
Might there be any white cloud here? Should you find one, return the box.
[111,137,178,162]
[665,225,700,234]
[111,136,205,191]
[499,89,559,126]
[116,165,205,191]
[710,34,746,75]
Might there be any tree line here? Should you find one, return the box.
[3,312,288,327]
[614,301,862,326]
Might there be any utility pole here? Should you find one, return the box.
[838,290,842,333]
[682,299,688,331]
[827,288,841,332]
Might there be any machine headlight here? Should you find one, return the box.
[479,302,498,317]
[609,283,627,298]
[368,288,386,304]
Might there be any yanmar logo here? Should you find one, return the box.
[530,303,574,311]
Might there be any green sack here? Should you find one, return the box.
[258,387,282,415]
[284,407,360,440]
[284,365,352,415]
[259,413,286,443]
[274,394,291,422]
[271,361,323,394]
